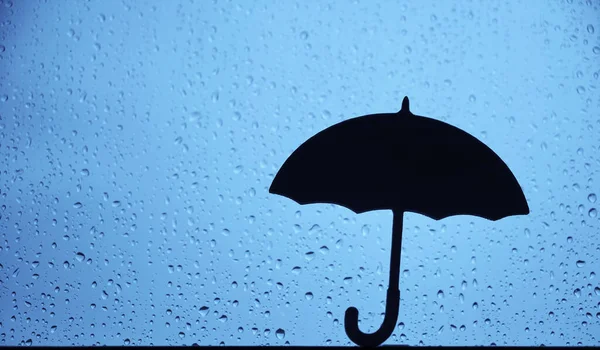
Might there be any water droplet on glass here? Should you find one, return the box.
[75,252,85,262]
[574,288,581,297]
[73,202,82,209]
[576,260,586,267]
[588,208,597,218]
[361,224,370,236]
[305,292,313,300]
[588,193,597,203]
[199,306,209,317]
[275,328,285,339]
[300,31,308,40]
[588,24,595,34]
[437,290,444,299]
[304,251,315,261]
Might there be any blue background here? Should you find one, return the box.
[0,0,599,346]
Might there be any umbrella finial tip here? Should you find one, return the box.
[401,96,410,112]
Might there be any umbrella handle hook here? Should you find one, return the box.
[344,288,400,347]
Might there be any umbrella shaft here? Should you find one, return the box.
[388,210,403,291]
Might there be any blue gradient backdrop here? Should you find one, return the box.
[0,0,599,346]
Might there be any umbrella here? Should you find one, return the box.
[269,96,529,347]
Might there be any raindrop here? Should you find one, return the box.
[319,246,329,254]
[335,239,343,248]
[75,252,85,262]
[588,208,597,218]
[300,31,309,40]
[305,292,313,300]
[291,266,302,275]
[199,306,209,316]
[588,193,597,203]
[576,260,586,267]
[437,290,445,299]
[588,24,595,34]
[73,202,82,209]
[361,224,370,236]
[80,169,89,176]
[468,94,476,102]
[574,288,581,297]
[305,251,315,261]
[275,328,285,339]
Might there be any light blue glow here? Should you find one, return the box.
[0,0,598,346]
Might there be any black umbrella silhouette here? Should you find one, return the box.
[269,97,529,347]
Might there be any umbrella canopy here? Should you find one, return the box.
[270,97,529,220]
[269,97,529,347]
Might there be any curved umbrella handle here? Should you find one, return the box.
[344,288,400,347]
